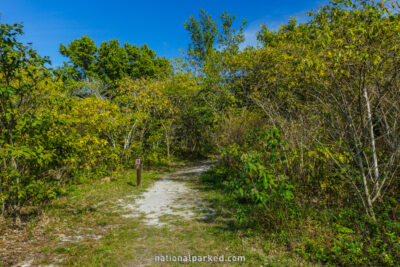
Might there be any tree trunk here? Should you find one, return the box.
[0,158,5,216]
[11,156,21,225]
[166,132,170,162]
[364,87,379,183]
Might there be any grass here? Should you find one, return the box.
[0,162,315,266]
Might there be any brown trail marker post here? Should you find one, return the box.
[136,158,141,187]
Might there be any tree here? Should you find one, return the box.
[0,22,49,221]
[218,11,247,55]
[184,9,247,70]
[125,43,171,79]
[59,38,172,98]
[184,9,218,70]
[59,35,97,79]
[115,77,177,162]
[298,0,400,221]
[97,39,128,84]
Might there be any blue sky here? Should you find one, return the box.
[1,0,327,67]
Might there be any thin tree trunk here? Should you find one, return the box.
[341,93,376,221]
[166,133,170,161]
[124,122,137,151]
[11,156,21,225]
[162,123,171,162]
[0,158,6,216]
[364,87,380,183]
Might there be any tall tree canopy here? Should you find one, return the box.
[59,36,172,84]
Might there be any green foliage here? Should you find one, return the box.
[97,39,128,83]
[125,43,171,79]
[196,1,400,265]
[59,36,172,87]
[184,9,218,69]
[184,9,246,73]
[59,35,98,79]
[2,2,400,265]
[203,128,295,227]
[0,22,199,218]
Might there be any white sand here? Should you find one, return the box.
[121,164,211,226]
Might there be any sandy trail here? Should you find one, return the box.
[13,163,213,267]
[119,163,213,226]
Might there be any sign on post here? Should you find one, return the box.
[136,158,141,186]
[136,158,141,169]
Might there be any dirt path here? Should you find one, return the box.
[1,162,294,266]
[118,164,214,226]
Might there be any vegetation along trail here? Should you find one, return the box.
[1,162,307,266]
[2,0,400,266]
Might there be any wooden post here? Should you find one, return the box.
[136,158,141,187]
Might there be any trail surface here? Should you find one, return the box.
[119,164,214,226]
[3,162,290,266]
